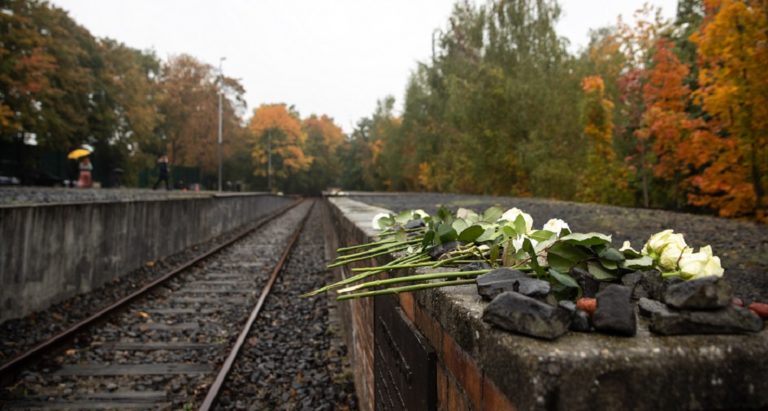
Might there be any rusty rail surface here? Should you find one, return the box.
[0,198,303,382]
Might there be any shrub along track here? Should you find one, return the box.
[0,199,355,409]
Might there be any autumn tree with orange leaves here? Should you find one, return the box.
[249,103,312,191]
[689,0,768,220]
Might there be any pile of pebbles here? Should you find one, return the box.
[477,267,767,340]
[213,204,358,410]
[0,208,280,364]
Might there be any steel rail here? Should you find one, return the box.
[199,200,315,411]
[0,198,303,382]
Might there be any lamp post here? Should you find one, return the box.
[217,57,226,192]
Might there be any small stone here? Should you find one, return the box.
[638,297,670,318]
[404,219,425,229]
[593,285,636,336]
[482,291,571,340]
[571,310,592,332]
[106,383,118,392]
[650,305,764,335]
[575,298,596,316]
[732,297,744,307]
[558,300,576,312]
[460,261,491,272]
[570,267,599,298]
[428,241,460,259]
[663,276,732,309]
[475,269,549,300]
[748,302,768,319]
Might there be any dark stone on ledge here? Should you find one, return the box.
[650,305,764,335]
[570,267,600,298]
[663,276,732,309]
[621,270,661,300]
[404,218,425,229]
[638,297,670,318]
[482,291,571,340]
[559,300,592,332]
[428,241,460,259]
[593,285,636,336]
[460,261,491,272]
[476,269,550,300]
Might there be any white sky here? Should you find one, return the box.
[52,0,677,132]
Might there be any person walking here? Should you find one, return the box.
[153,154,170,190]
[78,157,93,188]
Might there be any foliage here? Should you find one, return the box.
[249,103,311,190]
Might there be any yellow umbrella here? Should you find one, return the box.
[67,148,91,160]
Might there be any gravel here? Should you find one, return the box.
[348,192,768,302]
[211,202,357,410]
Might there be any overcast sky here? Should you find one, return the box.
[52,0,677,132]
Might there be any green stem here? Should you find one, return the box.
[336,238,420,260]
[327,245,413,268]
[337,279,477,301]
[337,269,491,294]
[350,261,435,272]
[336,238,397,253]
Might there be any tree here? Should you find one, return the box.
[690,0,768,220]
[249,103,311,191]
[576,76,632,205]
[298,114,345,194]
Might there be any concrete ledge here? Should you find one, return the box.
[327,197,768,411]
[1,194,293,321]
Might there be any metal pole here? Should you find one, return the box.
[217,57,225,192]
[267,130,272,192]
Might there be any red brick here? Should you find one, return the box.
[482,377,517,411]
[413,303,442,351]
[399,292,415,322]
[437,364,449,410]
[442,332,483,409]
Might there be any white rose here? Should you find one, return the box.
[456,208,477,220]
[499,208,533,234]
[412,209,429,219]
[642,230,687,259]
[679,245,724,280]
[511,235,538,252]
[542,218,570,236]
[620,241,639,254]
[371,213,391,230]
[658,243,689,271]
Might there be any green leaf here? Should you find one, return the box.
[502,225,516,238]
[490,244,500,265]
[529,230,555,242]
[620,256,654,270]
[395,210,413,225]
[548,241,591,263]
[482,206,504,223]
[523,238,546,277]
[547,252,575,273]
[599,259,618,270]
[587,261,616,281]
[476,227,497,243]
[421,230,435,248]
[549,268,579,288]
[452,219,468,234]
[513,215,527,236]
[437,224,457,243]
[436,206,453,224]
[598,247,625,262]
[560,232,612,246]
[458,225,484,242]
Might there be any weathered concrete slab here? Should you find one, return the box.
[54,363,213,376]
[328,195,768,411]
[0,193,292,321]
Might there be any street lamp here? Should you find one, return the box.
[217,56,226,192]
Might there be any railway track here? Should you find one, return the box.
[0,199,319,409]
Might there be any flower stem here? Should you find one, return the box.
[336,269,491,294]
[336,279,476,301]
